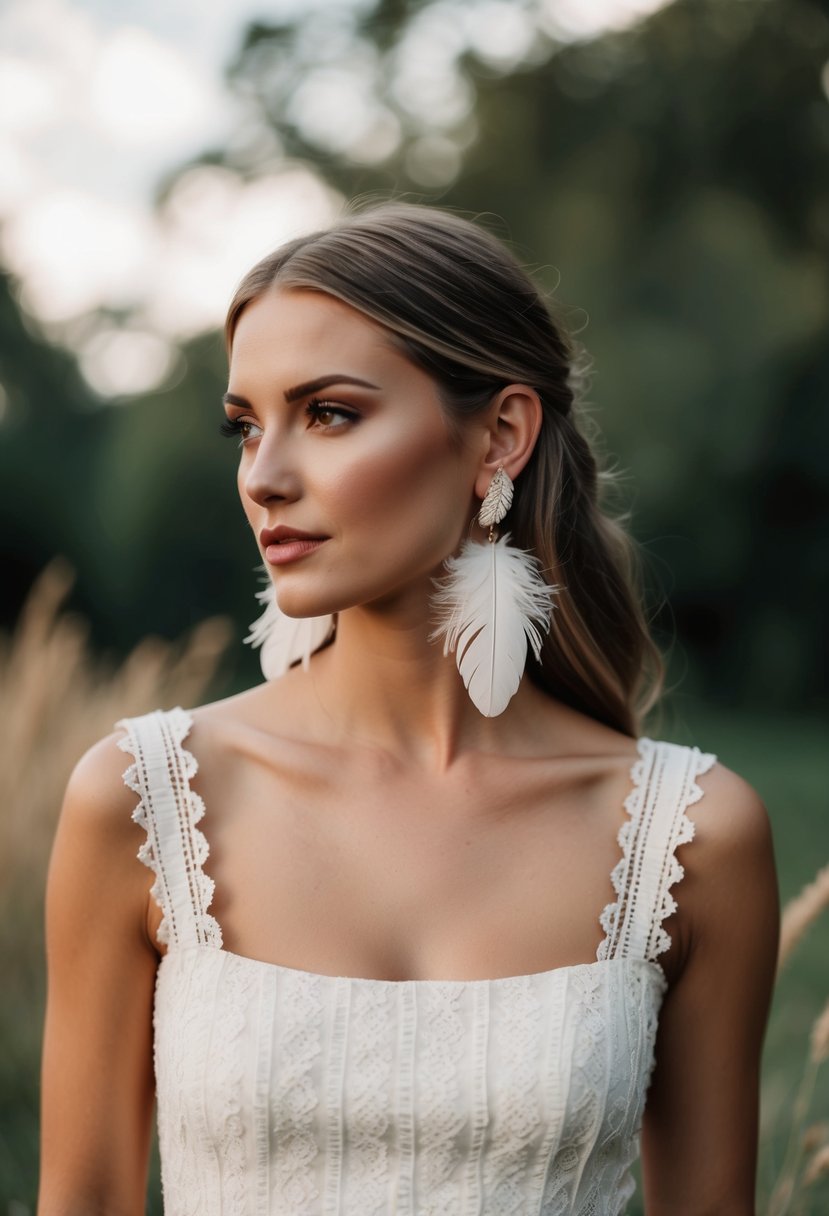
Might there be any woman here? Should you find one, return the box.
[39,202,779,1214]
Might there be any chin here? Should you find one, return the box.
[274,597,329,620]
[272,585,343,619]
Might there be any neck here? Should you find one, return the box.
[303,592,557,772]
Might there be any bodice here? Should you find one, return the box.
[115,706,716,1214]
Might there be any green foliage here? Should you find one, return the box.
[0,272,101,630]
[3,0,828,711]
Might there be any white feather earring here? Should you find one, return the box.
[428,466,559,717]
[244,564,335,680]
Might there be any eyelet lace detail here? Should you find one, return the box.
[115,706,222,949]
[419,983,466,1211]
[347,981,394,1214]
[597,737,717,963]
[483,975,545,1212]
[271,970,324,1208]
[213,954,257,1208]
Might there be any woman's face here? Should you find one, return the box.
[224,287,486,620]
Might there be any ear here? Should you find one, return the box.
[474,384,543,503]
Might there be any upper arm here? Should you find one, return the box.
[38,730,159,1216]
[641,761,780,1215]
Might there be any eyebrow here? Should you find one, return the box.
[223,374,381,410]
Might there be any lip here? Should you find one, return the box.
[260,525,329,568]
[260,525,330,547]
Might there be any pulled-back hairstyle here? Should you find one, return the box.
[225,202,665,737]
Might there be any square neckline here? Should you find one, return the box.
[144,715,661,989]
[160,941,669,991]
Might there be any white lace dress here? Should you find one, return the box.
[115,707,716,1215]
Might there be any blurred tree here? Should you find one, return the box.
[0,271,102,630]
[2,0,827,712]
[0,287,258,688]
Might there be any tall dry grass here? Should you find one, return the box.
[1,559,234,1210]
[778,866,829,974]
[0,558,232,1086]
[767,876,829,1213]
[0,558,232,913]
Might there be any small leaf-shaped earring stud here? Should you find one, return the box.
[478,465,514,529]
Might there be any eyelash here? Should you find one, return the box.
[218,398,358,446]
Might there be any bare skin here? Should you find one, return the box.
[39,288,779,1214]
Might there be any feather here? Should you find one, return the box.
[478,466,514,527]
[244,566,334,679]
[429,533,559,717]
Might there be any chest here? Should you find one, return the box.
[152,946,665,1215]
[189,746,630,979]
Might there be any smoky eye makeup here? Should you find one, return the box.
[218,398,361,447]
[301,398,361,426]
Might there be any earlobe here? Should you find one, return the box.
[476,384,543,497]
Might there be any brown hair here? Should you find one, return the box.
[225,202,665,737]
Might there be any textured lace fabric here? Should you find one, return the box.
[115,707,716,1216]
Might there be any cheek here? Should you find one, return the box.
[322,417,468,532]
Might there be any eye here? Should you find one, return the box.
[304,398,359,429]
[218,417,261,447]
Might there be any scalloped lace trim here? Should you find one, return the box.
[596,738,716,964]
[116,728,171,945]
[116,706,222,950]
[596,738,651,963]
[650,747,716,960]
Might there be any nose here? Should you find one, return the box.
[242,430,302,508]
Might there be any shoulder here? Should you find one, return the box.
[683,750,775,867]
[670,749,779,968]
[60,723,146,840]
[48,721,158,917]
[47,720,167,955]
[639,736,773,858]
[58,706,192,847]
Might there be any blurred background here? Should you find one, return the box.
[1,0,828,1211]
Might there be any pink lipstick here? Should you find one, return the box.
[260,525,329,567]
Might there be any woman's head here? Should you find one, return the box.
[225,201,664,737]
[226,286,538,637]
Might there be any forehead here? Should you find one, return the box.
[229,287,402,377]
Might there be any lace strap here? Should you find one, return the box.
[115,706,222,950]
[598,737,717,964]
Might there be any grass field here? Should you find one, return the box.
[1,565,827,1213]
